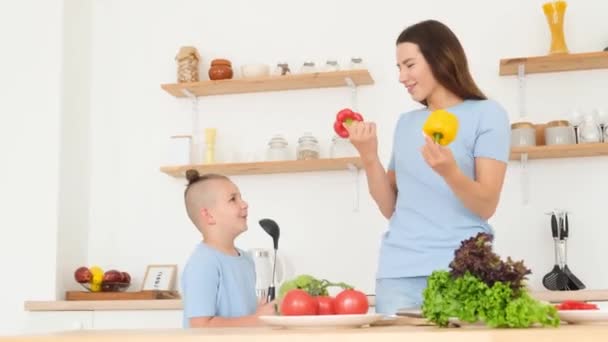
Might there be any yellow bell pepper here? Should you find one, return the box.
[422,109,459,146]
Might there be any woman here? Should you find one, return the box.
[347,20,510,315]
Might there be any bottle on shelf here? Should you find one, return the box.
[205,128,217,163]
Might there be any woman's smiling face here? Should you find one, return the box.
[396,42,439,103]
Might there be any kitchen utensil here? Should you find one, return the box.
[561,213,586,290]
[259,218,280,302]
[542,213,568,291]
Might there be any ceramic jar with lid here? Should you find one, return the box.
[510,122,536,147]
[296,132,320,160]
[545,120,576,145]
[208,59,233,80]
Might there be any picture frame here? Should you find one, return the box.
[141,264,177,291]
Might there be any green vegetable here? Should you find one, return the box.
[278,274,353,300]
[449,232,531,293]
[421,233,560,328]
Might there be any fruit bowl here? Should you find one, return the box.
[79,281,130,292]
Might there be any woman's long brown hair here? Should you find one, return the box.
[396,20,486,106]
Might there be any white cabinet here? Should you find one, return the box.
[93,310,182,329]
[25,310,182,332]
[25,311,93,333]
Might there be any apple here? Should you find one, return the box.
[74,267,92,283]
[121,271,131,284]
[102,269,123,283]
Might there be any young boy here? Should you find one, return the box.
[181,170,275,328]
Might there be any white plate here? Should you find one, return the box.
[259,314,384,328]
[558,310,608,324]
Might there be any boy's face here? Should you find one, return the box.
[205,179,249,235]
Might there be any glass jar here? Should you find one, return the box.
[330,135,357,158]
[349,57,365,70]
[175,46,200,83]
[296,132,320,160]
[299,61,316,74]
[323,59,340,72]
[578,114,601,143]
[266,135,289,161]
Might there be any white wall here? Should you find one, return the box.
[56,0,93,299]
[0,0,64,334]
[3,0,608,335]
[85,0,608,294]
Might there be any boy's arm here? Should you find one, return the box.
[189,301,276,328]
[182,258,222,326]
[190,316,258,327]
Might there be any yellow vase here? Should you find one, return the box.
[542,1,569,54]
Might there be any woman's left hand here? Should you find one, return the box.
[420,134,458,178]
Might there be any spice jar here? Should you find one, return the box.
[175,46,200,83]
[296,132,320,160]
[330,135,357,158]
[349,57,365,70]
[323,60,340,72]
[266,135,289,161]
[208,59,233,80]
[299,61,316,74]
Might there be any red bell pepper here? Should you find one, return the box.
[555,300,599,310]
[333,108,364,138]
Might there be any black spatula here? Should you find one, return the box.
[561,214,585,290]
[542,213,568,291]
[259,218,280,302]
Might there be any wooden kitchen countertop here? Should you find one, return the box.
[2,324,608,342]
[24,290,608,312]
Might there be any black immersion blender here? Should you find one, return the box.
[259,218,280,302]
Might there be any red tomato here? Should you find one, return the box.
[280,289,319,316]
[316,296,335,315]
[555,300,598,310]
[334,289,369,315]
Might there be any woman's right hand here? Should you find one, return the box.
[347,121,378,164]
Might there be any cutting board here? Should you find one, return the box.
[65,290,180,301]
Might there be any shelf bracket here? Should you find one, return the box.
[520,152,529,205]
[517,63,526,119]
[346,163,360,212]
[345,77,358,111]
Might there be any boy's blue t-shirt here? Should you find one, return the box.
[181,242,257,328]
[378,99,510,279]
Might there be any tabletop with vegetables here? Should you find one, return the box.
[260,109,608,330]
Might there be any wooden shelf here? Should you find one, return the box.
[499,51,608,76]
[510,143,608,160]
[161,69,374,97]
[160,157,363,177]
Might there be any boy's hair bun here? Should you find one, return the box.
[185,169,200,184]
